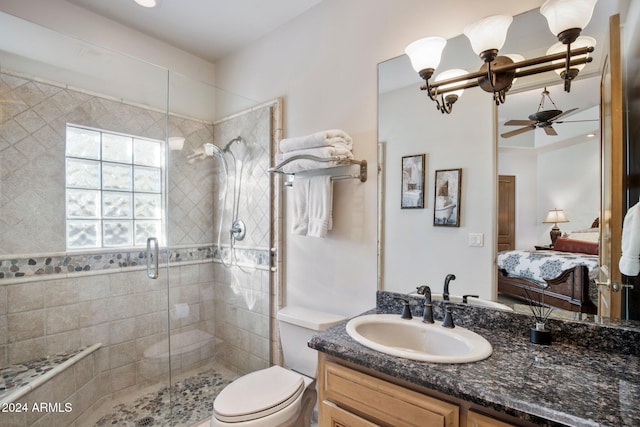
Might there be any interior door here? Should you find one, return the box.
[498,175,516,252]
[598,14,624,318]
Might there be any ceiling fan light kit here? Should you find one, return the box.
[404,0,598,114]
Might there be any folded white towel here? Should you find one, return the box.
[291,177,310,235]
[620,200,640,276]
[279,129,353,153]
[307,175,333,238]
[275,145,354,174]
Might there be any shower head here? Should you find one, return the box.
[204,143,225,158]
[187,137,243,163]
[221,136,242,153]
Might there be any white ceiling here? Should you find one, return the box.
[65,0,323,63]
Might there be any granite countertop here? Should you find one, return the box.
[308,291,640,427]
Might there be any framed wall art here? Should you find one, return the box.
[401,154,426,209]
[434,168,461,226]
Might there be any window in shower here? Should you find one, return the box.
[65,124,165,250]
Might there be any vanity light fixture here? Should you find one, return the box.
[404,0,598,114]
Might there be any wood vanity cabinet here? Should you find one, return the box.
[318,354,519,427]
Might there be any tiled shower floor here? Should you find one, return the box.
[91,364,237,427]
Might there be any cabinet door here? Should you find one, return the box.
[320,401,381,427]
[321,361,458,427]
[468,410,516,427]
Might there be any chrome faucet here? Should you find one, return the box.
[443,274,456,301]
[415,285,434,324]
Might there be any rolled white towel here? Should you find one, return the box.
[619,201,640,276]
[275,145,354,174]
[279,129,352,153]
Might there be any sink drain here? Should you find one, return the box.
[136,416,155,426]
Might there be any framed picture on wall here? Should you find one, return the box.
[434,168,461,226]
[401,154,426,209]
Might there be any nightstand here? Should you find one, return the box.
[535,245,553,250]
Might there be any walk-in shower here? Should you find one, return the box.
[0,11,278,427]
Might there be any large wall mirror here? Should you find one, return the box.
[378,1,633,321]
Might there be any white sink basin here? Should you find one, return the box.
[346,314,492,363]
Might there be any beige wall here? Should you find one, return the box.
[215,0,545,313]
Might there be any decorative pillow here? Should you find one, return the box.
[564,228,599,243]
[553,237,599,255]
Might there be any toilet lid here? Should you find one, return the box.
[213,366,305,422]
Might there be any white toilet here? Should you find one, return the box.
[211,306,346,427]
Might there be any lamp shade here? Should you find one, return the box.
[543,209,569,224]
[546,36,596,74]
[434,69,468,99]
[464,15,513,57]
[405,37,447,74]
[540,0,597,36]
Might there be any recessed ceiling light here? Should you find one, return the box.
[134,0,158,8]
[587,133,596,138]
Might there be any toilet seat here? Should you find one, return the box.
[213,366,304,423]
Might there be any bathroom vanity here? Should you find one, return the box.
[309,291,640,427]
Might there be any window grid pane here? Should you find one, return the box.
[65,124,164,250]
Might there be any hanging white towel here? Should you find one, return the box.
[279,129,352,153]
[619,200,640,276]
[307,176,333,238]
[291,177,310,235]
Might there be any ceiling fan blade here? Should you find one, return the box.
[504,119,534,126]
[544,125,558,136]
[554,119,599,124]
[550,107,579,122]
[501,126,535,138]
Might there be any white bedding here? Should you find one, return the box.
[497,250,600,286]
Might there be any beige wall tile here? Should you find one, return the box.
[46,330,80,355]
[8,283,44,313]
[8,310,45,342]
[46,304,79,334]
[111,363,136,392]
[8,337,45,364]
[44,279,78,307]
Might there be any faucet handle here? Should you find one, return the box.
[462,294,479,304]
[442,306,455,328]
[393,297,413,319]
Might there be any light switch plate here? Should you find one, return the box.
[468,233,484,247]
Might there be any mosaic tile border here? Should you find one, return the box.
[0,245,272,282]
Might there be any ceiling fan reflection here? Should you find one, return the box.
[500,88,596,138]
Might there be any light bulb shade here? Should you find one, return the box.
[546,36,596,74]
[134,0,158,7]
[540,0,597,37]
[435,69,468,98]
[405,37,447,74]
[464,15,513,57]
[543,209,569,224]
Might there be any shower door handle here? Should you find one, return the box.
[146,237,159,279]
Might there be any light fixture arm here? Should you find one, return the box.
[423,45,594,98]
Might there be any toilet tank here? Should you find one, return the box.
[276,306,346,378]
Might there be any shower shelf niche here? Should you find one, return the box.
[268,154,367,187]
